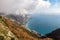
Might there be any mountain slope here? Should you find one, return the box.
[45,28,60,40]
[0,16,40,40]
[0,16,18,40]
[0,16,53,40]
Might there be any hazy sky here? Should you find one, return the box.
[0,0,60,15]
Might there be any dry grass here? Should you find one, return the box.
[0,16,53,40]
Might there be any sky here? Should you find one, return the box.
[0,0,60,15]
[34,0,60,15]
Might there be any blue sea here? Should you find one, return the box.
[27,14,60,35]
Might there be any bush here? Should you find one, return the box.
[0,36,5,40]
[11,37,15,40]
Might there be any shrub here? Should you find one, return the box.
[0,36,5,40]
[11,37,15,40]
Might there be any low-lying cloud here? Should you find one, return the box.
[0,0,51,15]
[1,0,60,15]
[0,0,38,15]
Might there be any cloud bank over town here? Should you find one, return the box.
[0,0,60,15]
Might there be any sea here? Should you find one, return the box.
[27,14,60,35]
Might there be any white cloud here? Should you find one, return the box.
[35,0,60,15]
[39,8,60,14]
[0,0,60,15]
[32,0,51,14]
[37,0,51,8]
[0,0,51,15]
[0,0,38,15]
